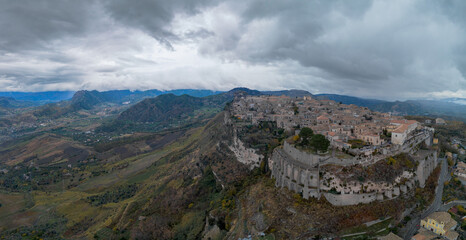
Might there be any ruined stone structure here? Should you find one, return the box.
[270,140,434,206]
[271,144,321,199]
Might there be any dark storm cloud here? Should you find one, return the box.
[193,0,466,98]
[103,0,216,50]
[0,0,465,98]
[200,1,457,79]
[0,0,95,52]
[183,28,215,41]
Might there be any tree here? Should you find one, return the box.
[292,102,299,115]
[310,134,330,152]
[260,158,267,174]
[299,127,314,145]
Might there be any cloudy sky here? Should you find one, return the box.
[0,0,465,100]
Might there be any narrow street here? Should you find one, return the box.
[402,157,449,239]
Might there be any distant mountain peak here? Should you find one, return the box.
[70,90,106,110]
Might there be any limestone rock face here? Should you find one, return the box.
[202,224,221,240]
[251,212,268,232]
[229,136,263,169]
[400,185,408,193]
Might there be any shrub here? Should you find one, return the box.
[87,184,138,206]
[447,158,454,166]
[387,157,396,165]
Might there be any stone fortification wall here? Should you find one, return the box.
[415,150,438,188]
[324,192,377,206]
[283,141,326,167]
[271,141,433,206]
[271,147,320,199]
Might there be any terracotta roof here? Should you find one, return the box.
[390,119,418,125]
[412,228,437,240]
[361,132,379,137]
[445,230,459,240]
[392,124,409,133]
[317,115,329,120]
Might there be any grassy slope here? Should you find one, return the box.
[31,127,204,238]
[6,112,236,239]
[0,193,36,231]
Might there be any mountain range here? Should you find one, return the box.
[1,88,465,121]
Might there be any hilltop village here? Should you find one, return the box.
[230,95,437,206]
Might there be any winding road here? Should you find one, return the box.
[439,200,466,212]
[402,157,450,240]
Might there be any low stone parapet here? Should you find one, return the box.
[324,192,377,206]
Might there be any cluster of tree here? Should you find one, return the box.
[296,127,330,152]
[385,153,416,170]
[238,121,287,156]
[87,184,138,206]
[292,102,299,115]
[443,177,466,203]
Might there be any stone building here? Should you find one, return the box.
[420,212,458,240]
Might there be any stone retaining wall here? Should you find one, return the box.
[415,150,438,188]
[324,192,377,206]
[283,141,324,167]
[271,147,320,199]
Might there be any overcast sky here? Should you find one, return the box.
[0,0,465,100]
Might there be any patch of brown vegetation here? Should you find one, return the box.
[323,153,416,183]
[414,165,440,209]
[229,176,406,239]
[0,133,91,166]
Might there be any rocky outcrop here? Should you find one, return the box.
[229,136,263,170]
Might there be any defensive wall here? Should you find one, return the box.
[271,141,436,206]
